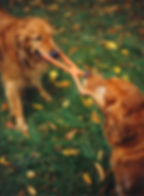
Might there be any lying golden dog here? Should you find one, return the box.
[72,70,144,195]
[41,54,144,195]
[0,10,82,135]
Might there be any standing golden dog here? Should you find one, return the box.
[0,10,82,135]
[0,11,60,134]
[0,11,58,134]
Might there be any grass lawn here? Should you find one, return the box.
[0,0,143,195]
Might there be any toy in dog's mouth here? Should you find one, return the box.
[36,48,88,96]
[37,48,84,77]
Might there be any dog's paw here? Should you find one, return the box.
[42,93,52,102]
[16,118,29,137]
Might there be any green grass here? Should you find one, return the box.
[0,0,143,195]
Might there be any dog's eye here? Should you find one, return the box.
[34,36,42,41]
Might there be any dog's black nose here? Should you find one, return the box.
[49,50,59,58]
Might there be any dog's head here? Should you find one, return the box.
[16,17,59,59]
[83,70,105,91]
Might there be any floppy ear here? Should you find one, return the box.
[14,20,29,49]
[15,31,28,49]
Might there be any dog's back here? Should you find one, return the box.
[0,10,15,34]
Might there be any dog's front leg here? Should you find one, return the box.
[4,81,28,136]
[36,83,52,102]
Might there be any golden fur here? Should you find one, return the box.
[0,11,58,134]
[83,71,144,195]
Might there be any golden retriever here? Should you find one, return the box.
[0,10,82,135]
[74,70,144,195]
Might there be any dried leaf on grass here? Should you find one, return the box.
[82,173,92,185]
[122,74,129,81]
[113,66,121,74]
[0,156,10,167]
[121,49,130,56]
[49,70,59,81]
[27,186,37,196]
[91,111,100,124]
[26,170,36,179]
[65,129,77,140]
[94,162,105,182]
[62,149,79,156]
[97,150,104,161]
[54,80,71,88]
[32,103,44,110]
[103,41,118,50]
[62,99,70,108]
[81,97,93,107]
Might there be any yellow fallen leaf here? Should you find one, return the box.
[97,150,104,161]
[121,49,129,56]
[47,4,59,11]
[62,149,79,156]
[32,103,43,110]
[62,99,70,108]
[91,111,100,124]
[82,173,92,185]
[49,70,59,81]
[26,170,36,179]
[122,74,129,81]
[113,66,121,74]
[55,80,71,88]
[65,129,77,140]
[27,186,37,196]
[94,163,105,182]
[48,122,57,131]
[0,156,10,167]
[81,97,93,107]
[104,41,118,50]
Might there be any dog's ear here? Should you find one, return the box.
[15,33,21,49]
[15,22,28,48]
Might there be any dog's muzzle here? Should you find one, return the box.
[35,50,41,57]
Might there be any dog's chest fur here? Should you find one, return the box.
[22,61,48,86]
